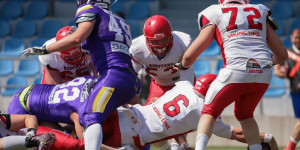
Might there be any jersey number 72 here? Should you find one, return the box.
[222,7,263,31]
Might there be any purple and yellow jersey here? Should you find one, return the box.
[8,76,99,124]
[74,4,133,74]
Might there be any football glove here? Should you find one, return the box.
[115,145,134,150]
[22,46,49,59]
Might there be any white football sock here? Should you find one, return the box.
[2,136,27,150]
[195,134,209,150]
[84,123,103,150]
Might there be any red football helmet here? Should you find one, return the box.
[144,15,173,56]
[218,0,249,4]
[193,73,217,98]
[56,26,83,64]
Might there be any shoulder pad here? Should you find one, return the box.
[76,13,96,24]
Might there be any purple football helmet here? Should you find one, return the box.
[77,0,110,10]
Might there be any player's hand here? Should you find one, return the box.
[22,46,49,59]
[115,145,134,150]
[174,62,189,71]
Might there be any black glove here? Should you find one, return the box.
[174,62,189,70]
[22,46,49,59]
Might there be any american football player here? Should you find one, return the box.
[22,0,141,149]
[39,26,97,84]
[130,15,195,104]
[175,0,288,149]
[8,74,278,150]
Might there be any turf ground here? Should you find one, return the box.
[150,146,287,150]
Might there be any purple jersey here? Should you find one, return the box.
[74,4,133,74]
[8,76,99,125]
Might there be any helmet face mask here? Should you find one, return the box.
[144,15,173,56]
[56,26,83,64]
[193,73,217,98]
[77,0,110,10]
[218,0,249,4]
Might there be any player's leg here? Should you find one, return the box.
[284,121,300,150]
[7,86,32,114]
[196,82,238,150]
[235,83,269,150]
[79,68,140,150]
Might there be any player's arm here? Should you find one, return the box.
[47,20,95,53]
[177,25,215,70]
[231,127,278,150]
[43,67,62,84]
[213,120,278,150]
[266,23,288,65]
[70,112,84,139]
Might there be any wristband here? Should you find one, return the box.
[180,142,191,150]
[264,133,273,143]
[174,62,189,70]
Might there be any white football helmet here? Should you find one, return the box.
[218,0,249,4]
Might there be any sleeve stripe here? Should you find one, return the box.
[76,5,94,15]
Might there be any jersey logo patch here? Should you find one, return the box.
[92,87,115,113]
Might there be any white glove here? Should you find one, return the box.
[22,46,49,59]
[115,145,134,150]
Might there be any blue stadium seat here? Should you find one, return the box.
[38,19,63,38]
[288,20,300,35]
[201,40,220,57]
[111,2,125,14]
[0,19,10,38]
[0,2,22,20]
[12,19,37,38]
[126,19,141,39]
[34,75,43,84]
[194,59,210,78]
[15,59,40,76]
[264,75,286,97]
[283,38,292,48]
[9,0,30,2]
[58,0,75,1]
[1,76,27,96]
[215,59,224,74]
[0,60,13,76]
[30,38,48,47]
[0,38,25,57]
[276,20,284,36]
[127,2,150,20]
[24,1,48,20]
[271,1,293,20]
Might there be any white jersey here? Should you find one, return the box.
[116,81,232,148]
[38,38,92,81]
[198,4,273,70]
[130,31,194,86]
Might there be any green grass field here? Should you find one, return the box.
[150,145,287,150]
